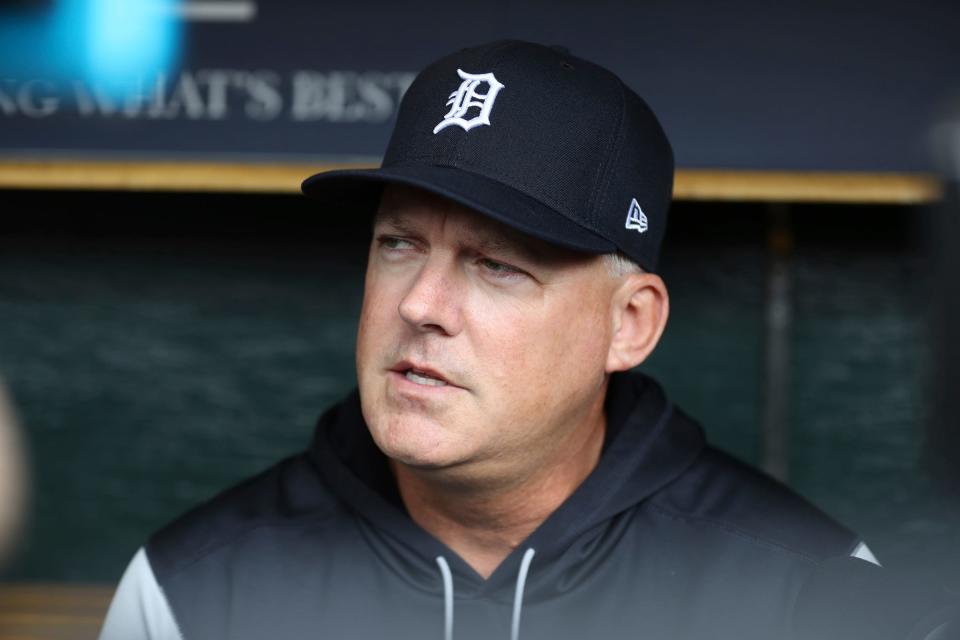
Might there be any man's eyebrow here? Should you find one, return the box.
[373,208,549,262]
[471,229,547,262]
[473,233,509,253]
[372,211,418,234]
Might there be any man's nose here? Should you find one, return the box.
[397,256,464,336]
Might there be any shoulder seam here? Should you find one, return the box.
[647,502,829,564]
[142,550,187,640]
[151,510,351,583]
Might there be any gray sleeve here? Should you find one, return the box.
[99,547,184,640]
[850,540,881,566]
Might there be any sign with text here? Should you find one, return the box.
[1,0,957,171]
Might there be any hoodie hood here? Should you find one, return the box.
[146,369,861,640]
[307,371,705,602]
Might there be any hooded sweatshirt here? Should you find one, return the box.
[99,372,872,640]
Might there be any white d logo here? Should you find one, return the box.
[433,69,505,134]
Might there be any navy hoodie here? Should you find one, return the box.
[107,372,866,640]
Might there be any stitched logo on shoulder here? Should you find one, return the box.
[433,69,505,134]
[625,198,648,233]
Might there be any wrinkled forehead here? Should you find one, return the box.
[373,184,585,264]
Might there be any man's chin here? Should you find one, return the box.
[385,451,454,471]
[367,416,463,469]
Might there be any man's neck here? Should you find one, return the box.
[390,410,607,579]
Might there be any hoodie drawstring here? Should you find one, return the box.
[436,556,455,640]
[435,548,536,640]
[511,548,536,640]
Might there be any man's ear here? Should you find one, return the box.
[605,273,669,373]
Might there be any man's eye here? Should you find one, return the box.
[378,236,415,251]
[478,258,525,279]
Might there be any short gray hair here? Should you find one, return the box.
[603,252,644,278]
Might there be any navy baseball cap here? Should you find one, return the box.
[301,40,674,272]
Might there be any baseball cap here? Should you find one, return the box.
[301,40,674,272]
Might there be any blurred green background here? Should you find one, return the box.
[0,189,956,589]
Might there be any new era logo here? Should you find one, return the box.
[625,198,648,233]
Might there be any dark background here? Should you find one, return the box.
[2,0,959,171]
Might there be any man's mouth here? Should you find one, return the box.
[404,369,448,387]
[390,361,456,388]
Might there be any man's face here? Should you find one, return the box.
[356,185,618,482]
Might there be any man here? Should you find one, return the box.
[100,40,876,640]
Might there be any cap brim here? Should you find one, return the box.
[300,165,615,255]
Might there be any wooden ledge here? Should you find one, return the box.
[673,170,941,204]
[0,160,354,195]
[0,583,113,640]
[0,160,943,205]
